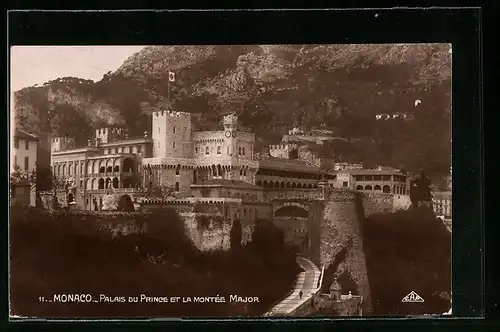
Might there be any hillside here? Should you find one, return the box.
[13,44,452,175]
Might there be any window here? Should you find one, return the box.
[24,156,29,171]
[205,146,209,155]
[175,182,179,191]
[14,155,17,167]
[343,181,348,187]
[176,165,180,175]
[238,147,242,155]
[227,146,230,155]
[374,175,382,181]
[217,146,221,154]
[173,126,176,134]
[158,126,160,133]
[195,147,198,154]
[173,141,176,148]
[25,140,29,150]
[14,138,19,149]
[137,145,142,153]
[242,147,246,156]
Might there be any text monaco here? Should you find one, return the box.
[50,294,259,304]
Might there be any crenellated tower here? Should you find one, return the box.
[95,127,127,144]
[50,136,76,166]
[152,110,193,159]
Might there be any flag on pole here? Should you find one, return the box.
[168,71,175,82]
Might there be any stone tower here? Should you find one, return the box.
[152,110,193,159]
[95,127,126,144]
[222,114,239,157]
[50,136,75,165]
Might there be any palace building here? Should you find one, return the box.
[48,110,410,212]
[49,111,328,211]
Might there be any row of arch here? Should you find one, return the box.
[355,184,407,194]
[256,180,318,189]
[80,177,136,190]
[143,164,253,176]
[53,158,136,176]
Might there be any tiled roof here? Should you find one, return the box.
[341,168,406,176]
[14,129,38,141]
[191,179,261,190]
[258,158,324,174]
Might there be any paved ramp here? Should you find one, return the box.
[265,257,321,316]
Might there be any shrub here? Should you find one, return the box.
[361,208,451,315]
[117,194,135,212]
[10,207,299,317]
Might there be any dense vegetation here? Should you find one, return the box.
[14,44,451,177]
[360,208,451,315]
[10,207,299,318]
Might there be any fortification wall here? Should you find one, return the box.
[266,188,325,201]
[46,207,237,252]
[49,211,146,237]
[240,220,254,246]
[181,212,232,251]
[362,192,411,217]
[320,190,372,314]
[393,194,412,211]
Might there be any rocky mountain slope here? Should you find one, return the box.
[13,44,452,175]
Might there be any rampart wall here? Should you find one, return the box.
[319,190,372,314]
[362,192,412,217]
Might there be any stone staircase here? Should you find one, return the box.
[264,257,322,316]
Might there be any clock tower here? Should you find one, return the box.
[223,114,239,157]
[223,113,238,133]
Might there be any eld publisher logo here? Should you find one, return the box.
[402,291,424,303]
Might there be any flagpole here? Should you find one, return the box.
[168,77,170,106]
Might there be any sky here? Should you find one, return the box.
[10,46,145,91]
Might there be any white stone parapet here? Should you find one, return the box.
[152,110,191,118]
[139,197,242,205]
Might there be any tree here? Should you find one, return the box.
[133,184,176,208]
[10,165,23,199]
[10,165,37,199]
[117,194,135,212]
[230,219,242,250]
[410,171,433,208]
[49,172,68,210]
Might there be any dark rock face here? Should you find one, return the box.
[15,44,451,176]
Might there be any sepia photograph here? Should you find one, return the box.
[9,44,452,318]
